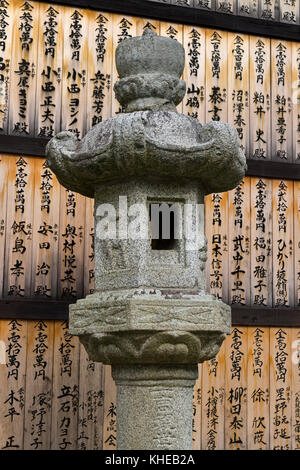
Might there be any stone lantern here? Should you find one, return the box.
[46,28,246,450]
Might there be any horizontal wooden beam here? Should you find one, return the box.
[0,134,49,157]
[0,299,71,321]
[0,299,299,326]
[1,135,300,181]
[246,160,300,181]
[231,306,300,327]
[31,0,300,42]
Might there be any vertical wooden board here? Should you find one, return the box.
[78,343,104,450]
[59,8,88,303]
[237,0,258,17]
[58,188,86,301]
[205,29,228,124]
[216,0,236,14]
[249,35,271,161]
[247,327,270,450]
[192,364,202,450]
[4,156,35,299]
[201,341,225,450]
[280,0,299,24]
[0,0,14,133]
[183,25,206,123]
[23,320,54,450]
[0,155,8,297]
[0,320,27,450]
[86,10,113,131]
[61,6,88,139]
[193,0,215,10]
[227,32,250,155]
[292,43,300,163]
[135,16,160,36]
[50,320,80,450]
[205,191,229,303]
[228,178,251,306]
[294,181,300,307]
[291,328,300,450]
[224,327,248,450]
[159,21,183,113]
[250,178,273,307]
[103,365,117,450]
[31,159,60,299]
[271,40,293,162]
[8,0,39,136]
[273,180,294,308]
[270,328,292,450]
[111,14,136,117]
[259,0,279,21]
[35,3,63,138]
[159,20,183,42]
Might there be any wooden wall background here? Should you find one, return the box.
[1,158,300,309]
[0,322,299,450]
[0,0,300,451]
[0,0,300,163]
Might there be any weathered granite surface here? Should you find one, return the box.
[71,289,229,365]
[45,28,247,450]
[92,181,206,291]
[46,29,246,197]
[112,365,198,450]
[46,113,246,198]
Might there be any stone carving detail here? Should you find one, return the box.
[114,73,186,112]
[69,289,231,333]
[79,330,226,365]
[150,389,180,450]
[114,27,186,111]
[46,114,246,199]
[46,29,246,199]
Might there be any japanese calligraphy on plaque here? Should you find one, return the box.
[237,0,258,16]
[280,0,299,23]
[35,5,62,138]
[0,0,13,132]
[216,0,236,14]
[206,30,228,123]
[9,0,39,136]
[183,26,205,121]
[259,0,279,20]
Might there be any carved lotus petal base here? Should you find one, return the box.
[79,330,226,365]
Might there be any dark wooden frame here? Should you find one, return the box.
[0,135,49,157]
[231,306,300,327]
[32,0,300,42]
[0,300,299,326]
[0,300,72,321]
